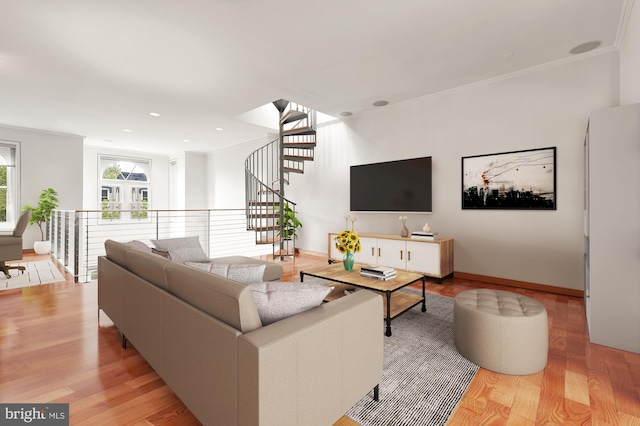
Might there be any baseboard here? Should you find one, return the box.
[454,272,584,298]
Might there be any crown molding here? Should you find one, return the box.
[615,0,636,49]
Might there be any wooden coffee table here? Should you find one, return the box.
[300,262,426,336]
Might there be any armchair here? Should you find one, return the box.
[0,210,32,278]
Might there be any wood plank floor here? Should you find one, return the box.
[1,251,638,425]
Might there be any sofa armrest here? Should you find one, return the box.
[237,290,383,426]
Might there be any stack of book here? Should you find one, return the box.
[360,265,396,280]
[411,231,436,240]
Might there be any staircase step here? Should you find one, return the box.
[252,225,279,232]
[284,154,314,162]
[282,127,316,137]
[249,201,279,207]
[281,110,308,125]
[283,141,317,149]
[256,236,282,244]
[249,213,278,219]
[284,166,304,174]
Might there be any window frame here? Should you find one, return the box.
[0,140,21,232]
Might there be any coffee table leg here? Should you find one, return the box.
[300,272,304,282]
[385,291,392,336]
[421,277,427,312]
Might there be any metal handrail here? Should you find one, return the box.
[50,209,272,283]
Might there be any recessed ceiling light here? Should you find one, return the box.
[215,127,224,131]
[373,100,388,107]
[340,111,353,117]
[184,139,190,142]
[149,112,160,117]
[104,139,113,143]
[569,41,602,55]
[123,129,132,132]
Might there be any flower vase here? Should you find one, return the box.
[343,251,355,271]
[401,225,409,237]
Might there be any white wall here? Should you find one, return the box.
[184,151,208,209]
[0,125,84,248]
[283,53,619,291]
[83,145,170,210]
[620,0,640,104]
[207,135,271,209]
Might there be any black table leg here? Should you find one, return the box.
[421,276,427,312]
[385,291,392,336]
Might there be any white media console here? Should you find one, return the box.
[328,232,454,283]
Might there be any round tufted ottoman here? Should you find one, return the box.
[454,289,548,375]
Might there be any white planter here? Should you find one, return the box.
[34,240,51,255]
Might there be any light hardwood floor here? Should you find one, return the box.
[1,251,638,425]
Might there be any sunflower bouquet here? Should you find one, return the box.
[335,230,361,254]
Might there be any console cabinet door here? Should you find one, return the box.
[355,237,378,265]
[405,241,441,276]
[376,238,407,270]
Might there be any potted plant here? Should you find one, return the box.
[276,202,302,256]
[23,187,59,254]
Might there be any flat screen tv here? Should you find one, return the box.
[350,156,432,213]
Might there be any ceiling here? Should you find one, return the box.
[0,0,629,156]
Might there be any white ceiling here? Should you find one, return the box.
[0,0,629,156]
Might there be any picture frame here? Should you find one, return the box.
[462,147,556,210]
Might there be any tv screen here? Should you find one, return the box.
[350,157,432,213]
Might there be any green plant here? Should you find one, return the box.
[276,202,302,240]
[23,187,59,241]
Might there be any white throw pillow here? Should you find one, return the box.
[185,261,229,277]
[248,281,333,325]
[151,236,209,263]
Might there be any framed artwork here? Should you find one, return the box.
[462,147,556,210]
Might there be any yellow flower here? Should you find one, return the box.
[335,230,360,254]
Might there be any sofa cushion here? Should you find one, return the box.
[151,236,209,263]
[164,261,263,333]
[228,264,266,284]
[185,261,229,277]
[105,239,130,268]
[210,256,283,282]
[152,247,185,263]
[126,249,171,290]
[123,240,153,253]
[248,281,333,325]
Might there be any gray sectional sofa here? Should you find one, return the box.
[98,239,383,426]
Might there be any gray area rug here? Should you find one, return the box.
[346,293,479,426]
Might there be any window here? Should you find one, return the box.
[99,156,151,220]
[0,141,20,231]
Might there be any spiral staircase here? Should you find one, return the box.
[244,99,317,260]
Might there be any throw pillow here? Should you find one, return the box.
[184,261,229,277]
[227,264,266,284]
[151,236,209,263]
[248,281,333,325]
[151,247,185,263]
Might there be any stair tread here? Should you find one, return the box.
[284,167,304,174]
[284,155,314,161]
[283,142,317,148]
[282,127,316,136]
[281,110,308,125]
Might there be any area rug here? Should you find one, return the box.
[346,293,479,426]
[0,260,66,290]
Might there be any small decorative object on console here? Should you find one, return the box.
[399,216,409,237]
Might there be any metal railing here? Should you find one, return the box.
[50,209,272,283]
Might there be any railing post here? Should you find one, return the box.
[74,211,80,283]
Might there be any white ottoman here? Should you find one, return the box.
[454,289,548,375]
